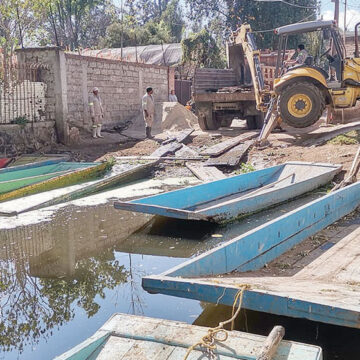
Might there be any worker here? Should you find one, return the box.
[285,44,309,67]
[169,89,178,102]
[88,87,104,138]
[142,87,155,139]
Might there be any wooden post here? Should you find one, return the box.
[256,326,285,360]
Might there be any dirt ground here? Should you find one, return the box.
[49,117,360,184]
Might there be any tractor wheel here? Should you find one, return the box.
[278,82,326,128]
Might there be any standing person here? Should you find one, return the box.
[142,87,155,139]
[169,89,178,102]
[88,87,104,138]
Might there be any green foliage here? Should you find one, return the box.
[328,130,360,145]
[100,0,184,48]
[181,29,226,69]
[235,162,255,174]
[185,0,317,50]
[11,116,29,127]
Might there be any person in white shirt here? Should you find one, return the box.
[168,89,178,102]
[142,87,155,138]
[88,87,104,138]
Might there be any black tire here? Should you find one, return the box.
[221,118,233,127]
[278,81,326,128]
[255,113,264,129]
[196,104,221,130]
[246,116,257,130]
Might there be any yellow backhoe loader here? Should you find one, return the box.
[233,20,360,143]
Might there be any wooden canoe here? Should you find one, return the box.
[143,180,360,329]
[114,162,342,222]
[54,313,323,360]
[0,161,112,202]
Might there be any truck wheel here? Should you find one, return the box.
[221,119,233,127]
[255,113,264,129]
[246,116,257,130]
[278,82,326,128]
[196,104,221,130]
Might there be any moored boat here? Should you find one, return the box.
[142,181,360,329]
[54,313,323,360]
[0,161,112,202]
[114,161,341,222]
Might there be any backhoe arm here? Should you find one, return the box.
[234,24,267,111]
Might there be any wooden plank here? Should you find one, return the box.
[116,156,205,161]
[150,142,182,157]
[201,132,258,157]
[174,144,199,158]
[302,121,360,147]
[206,141,251,166]
[186,162,226,182]
[162,129,194,145]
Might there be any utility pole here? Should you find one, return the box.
[332,0,339,25]
[120,0,124,59]
[343,0,347,47]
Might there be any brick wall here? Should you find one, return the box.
[65,54,170,129]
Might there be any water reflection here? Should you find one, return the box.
[0,204,151,355]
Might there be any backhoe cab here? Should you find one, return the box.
[272,20,360,129]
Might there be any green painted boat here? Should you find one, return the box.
[0,161,112,202]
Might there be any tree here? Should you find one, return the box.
[181,29,226,70]
[100,0,184,48]
[185,0,317,50]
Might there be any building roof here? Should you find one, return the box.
[81,43,182,66]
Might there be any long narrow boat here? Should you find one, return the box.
[54,313,323,360]
[0,161,112,202]
[114,162,341,222]
[0,153,70,174]
[0,160,158,216]
[143,181,360,329]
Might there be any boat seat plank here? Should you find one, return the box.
[95,337,135,359]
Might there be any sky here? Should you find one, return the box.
[321,0,360,31]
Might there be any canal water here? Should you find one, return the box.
[0,190,358,359]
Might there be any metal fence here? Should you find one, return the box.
[0,63,49,124]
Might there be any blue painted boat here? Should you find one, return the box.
[54,313,323,360]
[0,153,70,174]
[114,162,341,222]
[143,181,360,329]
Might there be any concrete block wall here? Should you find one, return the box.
[65,53,170,129]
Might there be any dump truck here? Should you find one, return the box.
[192,38,265,131]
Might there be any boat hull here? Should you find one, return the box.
[115,162,342,222]
[143,181,360,328]
[0,161,111,202]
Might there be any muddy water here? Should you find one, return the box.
[0,189,354,359]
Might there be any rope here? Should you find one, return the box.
[183,284,250,360]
